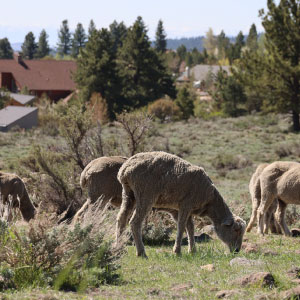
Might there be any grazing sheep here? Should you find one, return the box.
[246,163,280,234]
[75,156,195,243]
[0,172,36,222]
[257,161,300,236]
[116,151,246,257]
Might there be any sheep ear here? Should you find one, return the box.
[222,219,233,226]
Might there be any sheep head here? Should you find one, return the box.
[216,215,246,253]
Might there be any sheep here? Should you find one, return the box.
[74,156,195,242]
[257,161,300,236]
[0,171,36,222]
[246,163,280,234]
[116,151,246,257]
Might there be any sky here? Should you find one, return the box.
[0,0,269,46]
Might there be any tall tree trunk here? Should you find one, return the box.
[292,110,300,131]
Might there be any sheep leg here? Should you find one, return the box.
[130,198,154,258]
[264,208,272,234]
[275,199,290,236]
[246,197,259,232]
[173,209,191,255]
[257,191,275,235]
[116,185,135,245]
[72,198,91,225]
[168,210,195,253]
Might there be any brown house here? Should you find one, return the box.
[0,53,77,101]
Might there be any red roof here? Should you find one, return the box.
[0,58,76,91]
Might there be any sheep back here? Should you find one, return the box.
[118,151,214,211]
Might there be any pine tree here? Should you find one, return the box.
[155,19,167,53]
[117,16,175,108]
[0,38,13,59]
[36,29,50,58]
[109,20,127,53]
[57,19,71,56]
[177,44,187,61]
[74,28,120,118]
[217,30,230,59]
[175,85,195,119]
[88,19,97,38]
[21,32,37,59]
[71,23,86,58]
[246,24,258,51]
[259,0,300,131]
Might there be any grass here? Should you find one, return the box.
[1,113,300,298]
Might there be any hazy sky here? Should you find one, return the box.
[0,0,269,46]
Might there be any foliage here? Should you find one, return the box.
[259,0,300,131]
[116,111,153,156]
[109,20,127,53]
[36,29,50,58]
[21,32,37,59]
[175,85,195,120]
[203,27,217,56]
[246,23,258,52]
[217,30,230,60]
[0,38,13,59]
[117,16,176,109]
[89,92,109,124]
[148,98,181,122]
[212,69,246,117]
[0,88,10,109]
[176,44,187,61]
[57,20,71,56]
[88,19,97,38]
[71,23,86,58]
[155,20,167,53]
[74,28,120,119]
[0,220,120,292]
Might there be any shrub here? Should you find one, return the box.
[175,85,195,120]
[212,153,252,170]
[148,98,181,123]
[89,92,109,125]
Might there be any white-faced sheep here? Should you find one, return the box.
[75,156,195,243]
[246,163,280,234]
[116,151,246,257]
[257,161,300,236]
[0,171,36,222]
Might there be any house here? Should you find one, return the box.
[0,106,38,132]
[0,53,76,101]
[0,92,36,106]
[177,64,230,85]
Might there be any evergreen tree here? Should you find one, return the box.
[227,31,245,64]
[217,30,230,59]
[155,19,167,53]
[74,28,120,118]
[71,23,86,58]
[57,19,71,56]
[0,38,13,59]
[246,24,258,51]
[260,0,300,131]
[177,44,187,61]
[117,16,175,108]
[36,29,50,58]
[21,32,37,59]
[88,19,97,38]
[175,85,195,119]
[109,20,127,53]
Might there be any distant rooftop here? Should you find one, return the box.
[0,106,38,127]
[0,92,35,105]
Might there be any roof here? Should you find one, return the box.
[0,92,35,105]
[177,64,230,82]
[0,106,38,126]
[0,58,76,91]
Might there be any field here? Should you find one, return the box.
[1,113,300,299]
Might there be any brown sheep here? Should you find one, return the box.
[116,151,246,257]
[0,171,36,222]
[246,163,280,234]
[257,161,300,236]
[74,156,195,242]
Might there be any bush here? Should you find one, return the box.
[175,85,195,120]
[0,217,121,292]
[148,98,181,122]
[212,153,252,170]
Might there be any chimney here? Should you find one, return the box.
[185,66,190,78]
[13,52,27,69]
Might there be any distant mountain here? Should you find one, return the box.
[166,36,205,51]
